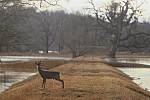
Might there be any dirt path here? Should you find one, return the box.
[0,61,150,100]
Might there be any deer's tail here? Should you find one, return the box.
[59,72,62,79]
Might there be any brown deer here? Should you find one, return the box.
[35,61,64,89]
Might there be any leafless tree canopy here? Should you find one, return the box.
[88,0,148,58]
[0,0,149,57]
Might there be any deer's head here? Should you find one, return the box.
[35,61,41,66]
[35,61,42,71]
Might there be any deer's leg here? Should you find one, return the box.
[42,79,44,88]
[42,78,46,88]
[52,79,54,89]
[44,79,46,88]
[56,78,64,89]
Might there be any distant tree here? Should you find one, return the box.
[63,13,93,57]
[14,7,41,52]
[0,0,68,52]
[0,0,32,51]
[89,0,143,58]
[52,11,66,52]
[38,11,62,53]
[0,5,24,51]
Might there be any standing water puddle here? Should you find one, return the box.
[117,58,150,65]
[118,68,150,91]
[0,56,71,62]
[116,58,150,91]
[0,70,36,93]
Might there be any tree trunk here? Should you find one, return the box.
[72,49,79,58]
[110,32,121,58]
[0,46,1,52]
[58,43,63,53]
[45,35,49,54]
[72,52,77,58]
[110,43,117,58]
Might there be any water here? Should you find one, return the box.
[0,56,70,93]
[118,67,150,91]
[116,58,150,91]
[0,70,36,93]
[1,56,150,93]
[0,56,71,62]
[117,58,150,65]
[105,57,150,91]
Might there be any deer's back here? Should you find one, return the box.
[41,70,60,79]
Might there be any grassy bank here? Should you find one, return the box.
[0,60,150,100]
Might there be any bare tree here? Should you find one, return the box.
[89,0,143,58]
[52,11,66,52]
[38,11,63,53]
[63,13,93,57]
[0,3,26,51]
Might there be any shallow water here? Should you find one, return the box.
[0,56,71,62]
[117,58,150,91]
[0,70,36,93]
[106,57,150,91]
[117,58,150,65]
[0,56,70,93]
[1,56,150,93]
[118,67,150,91]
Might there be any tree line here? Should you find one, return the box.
[0,0,150,58]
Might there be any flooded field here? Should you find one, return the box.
[105,57,150,91]
[0,69,36,93]
[0,56,70,93]
[117,58,150,65]
[118,67,150,91]
[1,56,150,94]
[117,58,150,91]
[0,56,71,62]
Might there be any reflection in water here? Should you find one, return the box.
[0,70,36,93]
[118,68,150,91]
[117,58,150,65]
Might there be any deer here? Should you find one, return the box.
[35,61,64,89]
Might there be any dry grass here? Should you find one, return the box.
[0,61,150,100]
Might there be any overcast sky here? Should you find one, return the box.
[58,0,150,21]
[37,0,150,21]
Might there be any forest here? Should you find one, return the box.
[0,0,150,58]
[1,1,150,100]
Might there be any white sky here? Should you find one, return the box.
[37,0,150,21]
[60,0,150,21]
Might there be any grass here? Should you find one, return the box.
[0,60,150,100]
